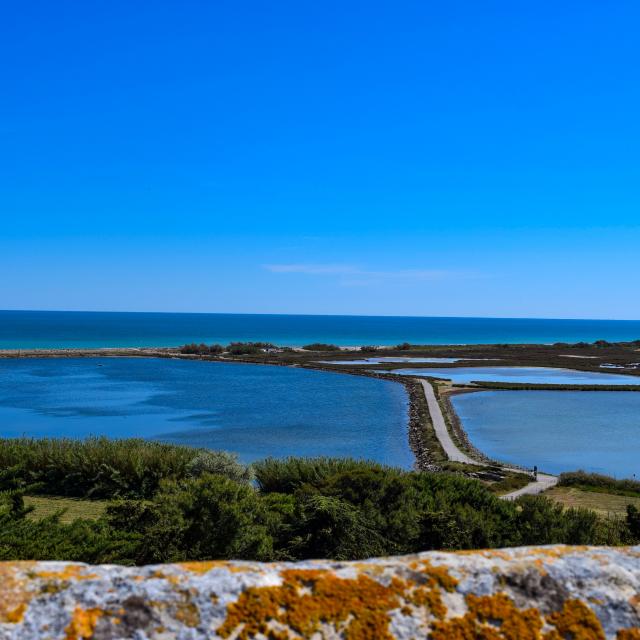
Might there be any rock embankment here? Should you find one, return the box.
[1,545,640,639]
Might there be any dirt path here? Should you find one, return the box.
[420,380,476,464]
[419,379,558,499]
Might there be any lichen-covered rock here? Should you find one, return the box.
[1,546,639,639]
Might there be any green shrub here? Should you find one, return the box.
[301,343,341,351]
[0,448,635,564]
[226,342,275,355]
[627,504,640,542]
[107,475,273,563]
[0,491,138,564]
[285,494,388,561]
[0,437,242,499]
[558,470,640,497]
[186,451,254,484]
[179,343,224,355]
[254,457,390,494]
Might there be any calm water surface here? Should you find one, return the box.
[452,391,640,478]
[3,311,640,348]
[390,366,640,385]
[0,358,412,467]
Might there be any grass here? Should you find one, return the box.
[558,470,640,498]
[24,495,108,523]
[544,486,640,517]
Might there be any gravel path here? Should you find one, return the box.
[420,380,476,464]
[419,379,558,499]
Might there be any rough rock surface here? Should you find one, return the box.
[1,546,640,639]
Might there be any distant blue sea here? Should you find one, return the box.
[1,310,640,349]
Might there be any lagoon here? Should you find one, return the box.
[0,358,412,467]
[389,366,640,385]
[451,390,640,478]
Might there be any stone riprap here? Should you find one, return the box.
[1,546,640,639]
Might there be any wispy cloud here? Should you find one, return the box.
[263,263,471,286]
[263,264,358,275]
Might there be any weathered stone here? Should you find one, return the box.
[1,545,639,639]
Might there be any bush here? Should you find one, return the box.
[226,342,275,355]
[396,342,412,350]
[0,491,138,564]
[0,437,243,499]
[0,448,636,564]
[627,505,640,542]
[301,343,341,351]
[254,457,390,494]
[186,451,254,484]
[558,471,640,497]
[179,343,224,355]
[107,475,273,563]
[359,345,379,352]
[285,494,388,560]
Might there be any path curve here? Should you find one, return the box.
[419,379,558,499]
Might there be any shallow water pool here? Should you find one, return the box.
[452,390,640,478]
[389,366,640,385]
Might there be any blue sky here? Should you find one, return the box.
[1,1,639,318]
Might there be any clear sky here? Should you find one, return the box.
[1,1,639,319]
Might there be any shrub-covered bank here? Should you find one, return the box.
[1,439,640,565]
[0,437,250,499]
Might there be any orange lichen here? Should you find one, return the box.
[218,569,410,640]
[431,592,543,640]
[0,565,34,624]
[407,586,447,619]
[419,560,459,592]
[546,599,606,640]
[64,606,104,640]
[617,629,640,639]
[174,602,200,628]
[430,593,609,640]
[4,603,27,624]
[36,565,96,581]
[179,561,248,574]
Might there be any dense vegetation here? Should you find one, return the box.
[559,470,640,498]
[179,342,224,355]
[0,437,249,499]
[179,342,277,355]
[226,342,277,355]
[1,440,640,565]
[301,343,340,351]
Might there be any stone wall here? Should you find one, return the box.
[1,545,639,639]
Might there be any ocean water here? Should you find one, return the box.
[451,391,640,478]
[2,310,640,349]
[0,358,412,467]
[389,366,640,385]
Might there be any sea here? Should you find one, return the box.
[1,310,640,349]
